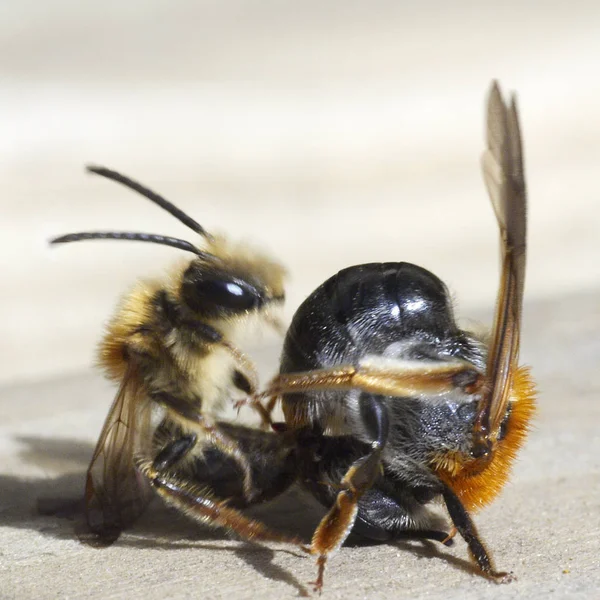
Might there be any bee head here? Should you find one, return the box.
[180,238,286,319]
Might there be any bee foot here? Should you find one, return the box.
[490,570,516,584]
[309,580,323,596]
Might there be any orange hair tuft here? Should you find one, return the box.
[434,366,536,511]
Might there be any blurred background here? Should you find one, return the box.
[2,0,600,386]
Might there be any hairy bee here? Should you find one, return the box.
[51,167,294,545]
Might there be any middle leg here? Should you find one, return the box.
[307,394,390,593]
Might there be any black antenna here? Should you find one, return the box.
[50,231,213,259]
[86,166,211,239]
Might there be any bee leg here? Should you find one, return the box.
[152,434,197,471]
[441,527,458,546]
[232,369,275,430]
[135,457,306,548]
[220,339,260,394]
[309,395,390,593]
[258,359,483,405]
[392,529,455,547]
[442,485,514,582]
[221,339,275,427]
[417,530,455,546]
[355,522,455,546]
[152,392,257,501]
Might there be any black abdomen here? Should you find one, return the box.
[281,262,457,375]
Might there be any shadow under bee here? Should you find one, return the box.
[1,433,500,598]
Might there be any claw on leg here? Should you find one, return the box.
[441,526,458,546]
[310,555,327,594]
[233,396,275,430]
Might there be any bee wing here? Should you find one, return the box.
[480,81,527,434]
[83,364,153,544]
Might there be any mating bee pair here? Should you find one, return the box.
[52,81,535,593]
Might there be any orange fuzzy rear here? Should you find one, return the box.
[434,366,536,511]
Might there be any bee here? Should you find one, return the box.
[245,80,536,590]
[51,166,296,546]
[52,79,534,595]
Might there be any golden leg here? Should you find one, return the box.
[136,458,306,548]
[256,358,483,406]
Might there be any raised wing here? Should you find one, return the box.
[479,81,527,436]
[82,364,153,545]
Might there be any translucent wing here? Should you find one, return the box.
[479,81,527,435]
[83,364,154,544]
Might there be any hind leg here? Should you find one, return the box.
[304,395,390,592]
[137,424,305,547]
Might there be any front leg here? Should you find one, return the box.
[309,394,390,593]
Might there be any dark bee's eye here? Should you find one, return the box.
[181,264,263,316]
[195,278,259,311]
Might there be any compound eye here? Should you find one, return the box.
[196,277,260,312]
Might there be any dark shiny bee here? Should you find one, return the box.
[246,80,535,590]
